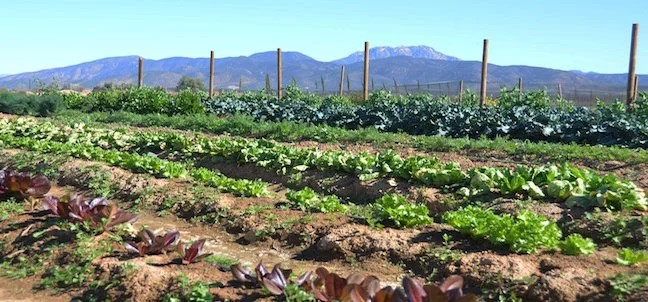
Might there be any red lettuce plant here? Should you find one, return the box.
[231,262,477,302]
[124,228,180,256]
[1,169,51,209]
[42,194,137,231]
[231,262,311,295]
[176,239,212,264]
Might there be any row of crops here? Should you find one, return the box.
[1,116,647,256]
[3,87,648,148]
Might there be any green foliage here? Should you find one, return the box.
[203,254,238,267]
[172,89,207,115]
[558,234,597,255]
[121,87,171,114]
[92,82,135,92]
[163,275,214,302]
[54,110,648,165]
[0,91,62,116]
[0,252,49,279]
[498,88,555,110]
[285,188,347,213]
[616,248,648,266]
[40,263,93,289]
[64,87,209,115]
[609,273,648,301]
[283,283,316,302]
[206,87,648,149]
[176,76,206,92]
[0,131,267,197]
[443,206,562,253]
[3,117,647,211]
[0,198,24,221]
[190,168,268,197]
[369,194,432,228]
[462,164,647,212]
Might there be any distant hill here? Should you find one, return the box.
[0,46,644,93]
[333,45,460,65]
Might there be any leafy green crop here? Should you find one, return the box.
[616,248,648,266]
[206,89,648,149]
[54,110,648,165]
[3,117,647,211]
[369,194,432,228]
[285,188,347,213]
[558,234,597,255]
[443,206,562,254]
[0,134,268,197]
[609,273,648,301]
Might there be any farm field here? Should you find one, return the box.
[0,89,648,301]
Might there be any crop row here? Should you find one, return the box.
[2,117,646,211]
[54,110,648,164]
[206,90,648,148]
[0,134,268,197]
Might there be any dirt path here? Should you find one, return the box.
[0,277,72,302]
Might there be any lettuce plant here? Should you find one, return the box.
[0,169,51,209]
[231,262,311,296]
[443,206,562,254]
[559,234,597,255]
[176,239,212,264]
[41,194,137,231]
[232,263,476,302]
[616,248,648,266]
[285,188,347,213]
[370,194,432,228]
[124,228,180,256]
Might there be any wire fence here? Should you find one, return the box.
[289,80,646,107]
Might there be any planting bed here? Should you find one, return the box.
[0,113,647,301]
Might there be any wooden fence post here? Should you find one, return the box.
[459,80,464,103]
[558,83,563,99]
[518,77,523,103]
[265,74,271,95]
[209,50,215,97]
[480,39,489,107]
[339,66,345,96]
[277,48,282,99]
[627,23,639,106]
[138,57,143,88]
[347,75,350,91]
[363,41,370,101]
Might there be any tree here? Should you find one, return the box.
[176,76,206,92]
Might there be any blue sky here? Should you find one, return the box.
[1,0,646,74]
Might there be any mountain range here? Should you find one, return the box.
[0,46,643,92]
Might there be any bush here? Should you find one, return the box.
[121,87,171,114]
[0,91,62,117]
[172,90,207,115]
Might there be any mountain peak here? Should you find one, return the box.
[332,45,460,65]
[249,51,315,63]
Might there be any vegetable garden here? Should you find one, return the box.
[0,87,647,301]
